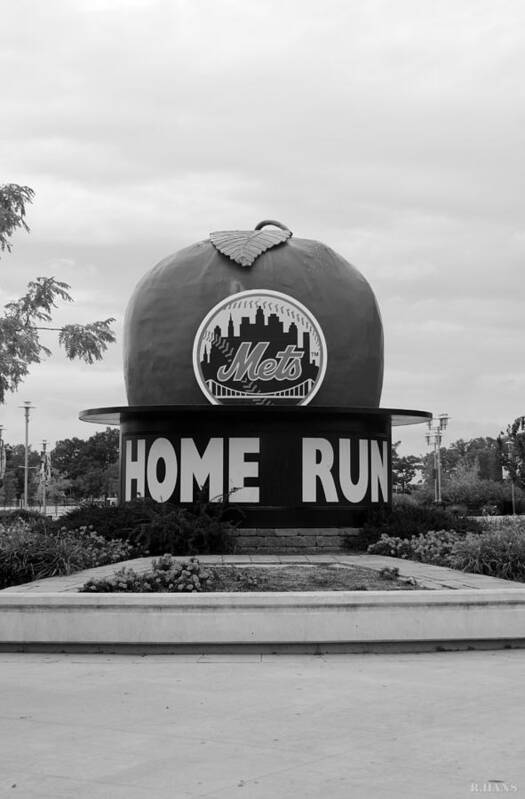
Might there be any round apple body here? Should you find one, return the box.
[123,224,384,407]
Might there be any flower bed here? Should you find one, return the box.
[80,555,420,593]
[0,519,133,589]
[368,518,525,582]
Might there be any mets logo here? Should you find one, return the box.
[193,289,327,406]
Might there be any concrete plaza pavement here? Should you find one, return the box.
[1,650,524,798]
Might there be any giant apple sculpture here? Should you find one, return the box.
[123,221,384,407]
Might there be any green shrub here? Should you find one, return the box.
[0,508,44,522]
[54,499,162,540]
[444,478,514,514]
[391,493,419,508]
[368,529,461,566]
[132,503,236,556]
[0,521,134,589]
[368,534,418,559]
[0,509,49,533]
[481,504,499,516]
[348,503,481,550]
[80,555,210,593]
[451,526,525,582]
[55,496,239,555]
[368,521,525,582]
[479,516,525,533]
[412,475,516,514]
[410,530,462,566]
[378,566,400,580]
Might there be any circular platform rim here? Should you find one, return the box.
[79,405,431,427]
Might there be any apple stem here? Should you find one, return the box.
[254,220,292,234]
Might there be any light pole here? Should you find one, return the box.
[40,440,48,517]
[506,440,516,516]
[18,401,35,510]
[425,413,449,503]
[0,426,6,486]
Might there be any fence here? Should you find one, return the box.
[0,504,79,520]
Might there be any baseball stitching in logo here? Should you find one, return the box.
[193,289,327,406]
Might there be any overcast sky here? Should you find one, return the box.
[1,0,524,456]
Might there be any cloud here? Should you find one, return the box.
[1,0,524,452]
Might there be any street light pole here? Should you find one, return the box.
[41,440,48,517]
[425,413,449,504]
[18,401,35,510]
[0,426,6,486]
[436,429,442,503]
[506,440,516,516]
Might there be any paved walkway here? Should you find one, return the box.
[1,650,524,798]
[3,557,525,797]
[2,553,524,593]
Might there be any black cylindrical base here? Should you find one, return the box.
[118,406,391,528]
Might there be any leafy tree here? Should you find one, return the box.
[419,437,503,488]
[391,441,421,493]
[0,470,17,505]
[449,437,503,481]
[415,456,518,512]
[0,444,41,505]
[498,417,525,491]
[34,472,72,505]
[0,184,34,254]
[0,183,116,403]
[441,461,511,510]
[413,436,512,511]
[52,428,120,500]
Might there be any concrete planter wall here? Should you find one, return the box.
[1,590,525,652]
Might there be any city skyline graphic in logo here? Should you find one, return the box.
[193,290,327,406]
